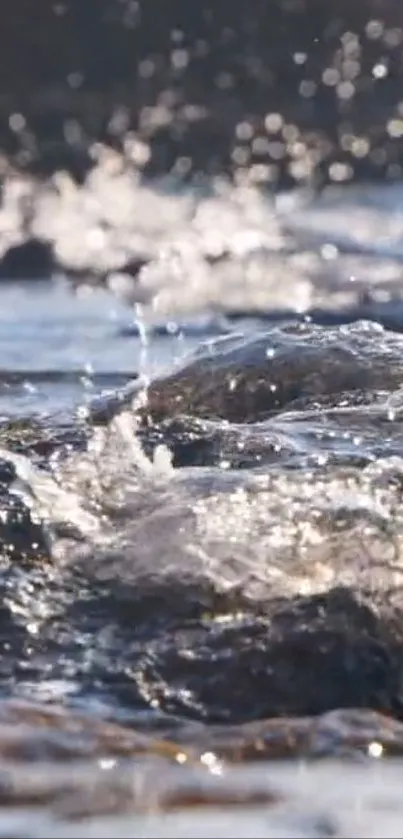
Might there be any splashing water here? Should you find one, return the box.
[1,173,403,835]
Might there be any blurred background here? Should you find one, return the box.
[1,0,403,188]
[0,1,403,408]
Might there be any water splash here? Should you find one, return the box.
[1,386,403,609]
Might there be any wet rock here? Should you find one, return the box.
[0,417,88,563]
[144,322,403,423]
[129,587,403,722]
[2,322,403,729]
[0,700,402,834]
[0,699,402,831]
[0,238,54,280]
[34,546,403,724]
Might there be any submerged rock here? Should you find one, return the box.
[0,698,401,833]
[0,238,54,281]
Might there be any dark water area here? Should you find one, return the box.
[1,3,403,838]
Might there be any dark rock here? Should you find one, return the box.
[0,238,54,280]
[1,321,403,727]
[126,587,403,722]
[143,322,403,423]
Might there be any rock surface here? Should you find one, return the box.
[1,322,403,724]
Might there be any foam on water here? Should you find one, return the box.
[2,380,403,608]
[4,154,403,331]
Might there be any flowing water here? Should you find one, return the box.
[2,165,403,835]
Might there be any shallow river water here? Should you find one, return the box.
[1,170,403,835]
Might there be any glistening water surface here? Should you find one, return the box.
[3,172,403,836]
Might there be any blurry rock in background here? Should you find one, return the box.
[1,1,403,292]
[0,0,402,188]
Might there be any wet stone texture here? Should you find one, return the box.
[0,322,403,729]
[0,318,401,834]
